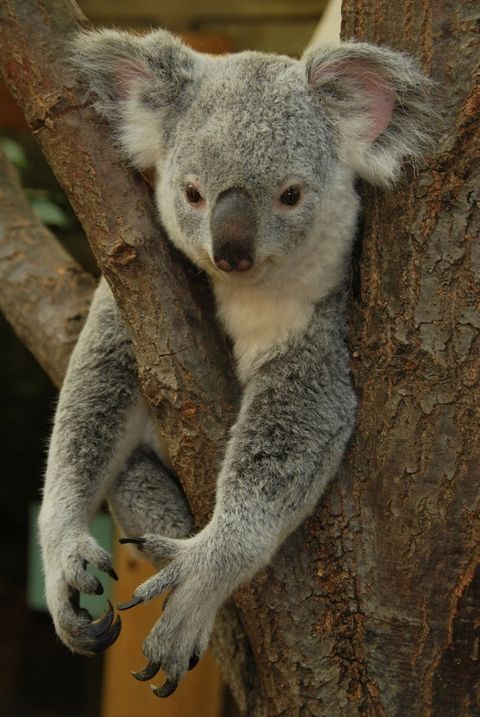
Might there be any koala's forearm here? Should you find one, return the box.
[39,279,143,544]
[208,298,357,584]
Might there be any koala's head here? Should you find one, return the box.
[73,30,434,282]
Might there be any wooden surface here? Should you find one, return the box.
[101,541,224,717]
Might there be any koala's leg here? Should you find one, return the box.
[116,296,357,696]
[39,278,147,655]
[108,444,193,548]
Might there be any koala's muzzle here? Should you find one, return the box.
[210,188,257,273]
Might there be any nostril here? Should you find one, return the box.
[213,256,254,273]
[214,257,233,273]
[235,258,253,272]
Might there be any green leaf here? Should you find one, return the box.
[0,136,28,169]
[30,196,69,227]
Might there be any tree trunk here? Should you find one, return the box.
[0,0,478,715]
[333,2,480,715]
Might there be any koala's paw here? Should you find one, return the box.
[118,533,222,697]
[44,535,121,654]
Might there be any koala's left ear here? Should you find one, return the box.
[71,29,202,168]
[303,42,436,186]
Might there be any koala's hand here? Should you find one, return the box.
[43,533,121,654]
[117,531,234,697]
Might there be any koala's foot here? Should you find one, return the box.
[44,535,121,654]
[118,533,224,697]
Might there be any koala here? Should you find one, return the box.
[38,28,434,698]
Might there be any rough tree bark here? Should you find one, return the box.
[336,3,480,715]
[0,0,478,715]
[0,148,95,387]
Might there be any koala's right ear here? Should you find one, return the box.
[71,29,200,168]
[303,42,436,186]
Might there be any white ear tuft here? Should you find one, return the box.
[303,42,436,186]
[70,29,199,169]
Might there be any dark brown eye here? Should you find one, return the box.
[186,183,203,204]
[280,186,302,206]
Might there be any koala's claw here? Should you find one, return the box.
[106,567,119,581]
[93,578,104,595]
[117,595,144,611]
[88,614,122,652]
[151,679,179,699]
[62,599,122,653]
[131,660,161,681]
[188,653,200,671]
[87,600,115,636]
[119,536,146,547]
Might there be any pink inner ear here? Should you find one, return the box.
[359,70,395,141]
[311,58,396,143]
[114,57,151,100]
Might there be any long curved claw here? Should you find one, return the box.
[88,614,121,653]
[117,595,143,611]
[131,660,161,681]
[151,678,179,699]
[88,600,115,637]
[68,602,121,653]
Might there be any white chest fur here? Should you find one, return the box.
[214,279,315,382]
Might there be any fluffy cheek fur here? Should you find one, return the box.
[154,165,209,270]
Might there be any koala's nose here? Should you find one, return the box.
[210,188,257,273]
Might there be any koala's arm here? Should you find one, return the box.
[39,279,142,544]
[38,279,147,652]
[212,316,356,574]
[39,277,194,654]
[207,292,356,581]
[122,292,356,691]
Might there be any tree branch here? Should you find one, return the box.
[0,148,95,387]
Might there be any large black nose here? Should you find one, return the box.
[210,188,257,273]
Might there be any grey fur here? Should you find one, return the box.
[40,29,435,688]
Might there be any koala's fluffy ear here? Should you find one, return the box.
[71,29,200,168]
[303,42,435,186]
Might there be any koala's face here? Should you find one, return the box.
[75,29,433,282]
[155,54,336,281]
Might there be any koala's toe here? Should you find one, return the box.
[65,560,104,595]
[119,533,180,564]
[131,563,180,605]
[79,538,116,576]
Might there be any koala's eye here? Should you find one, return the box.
[185,183,203,205]
[279,186,302,207]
